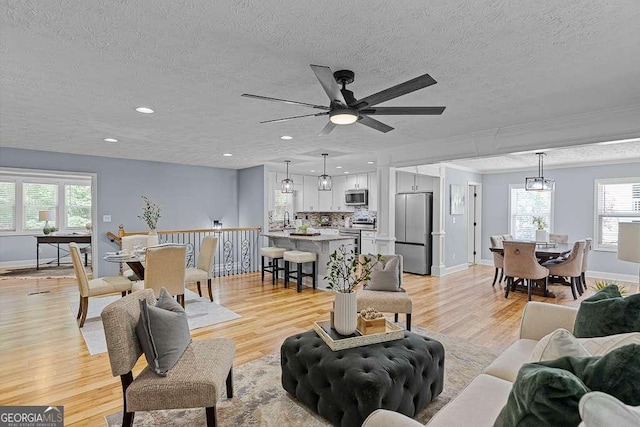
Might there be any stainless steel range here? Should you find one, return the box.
[338,219,376,254]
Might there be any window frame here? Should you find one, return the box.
[593,177,640,252]
[508,184,555,240]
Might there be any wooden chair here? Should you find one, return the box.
[503,241,549,301]
[185,236,218,301]
[490,235,505,286]
[101,289,235,427]
[544,240,586,300]
[69,242,132,327]
[142,245,187,306]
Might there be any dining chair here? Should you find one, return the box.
[501,234,514,241]
[503,241,549,301]
[185,236,218,302]
[142,245,187,307]
[489,235,505,286]
[69,242,132,327]
[543,240,586,300]
[549,233,569,243]
[580,238,593,292]
[120,234,148,281]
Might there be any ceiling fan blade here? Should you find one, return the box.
[260,112,328,124]
[310,65,347,106]
[359,106,446,115]
[354,74,437,109]
[241,93,329,110]
[319,121,336,135]
[357,115,394,133]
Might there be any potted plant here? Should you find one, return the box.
[138,196,162,246]
[325,245,382,335]
[532,216,549,243]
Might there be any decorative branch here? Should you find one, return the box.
[138,196,162,230]
[325,245,382,293]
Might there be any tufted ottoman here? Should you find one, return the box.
[281,330,445,427]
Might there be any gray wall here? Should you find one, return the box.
[0,147,239,275]
[237,165,265,228]
[444,167,483,267]
[482,162,640,277]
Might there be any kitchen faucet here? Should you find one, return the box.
[283,210,291,227]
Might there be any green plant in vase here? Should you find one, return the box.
[138,196,162,230]
[532,216,547,230]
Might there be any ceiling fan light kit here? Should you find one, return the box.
[282,160,294,193]
[318,154,332,191]
[242,64,445,135]
[525,152,555,192]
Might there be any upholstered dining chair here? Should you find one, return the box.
[185,236,218,301]
[120,234,148,281]
[503,241,549,301]
[142,245,187,306]
[69,242,132,328]
[101,289,235,427]
[549,233,569,243]
[501,234,514,241]
[544,240,586,300]
[580,238,593,292]
[490,235,505,286]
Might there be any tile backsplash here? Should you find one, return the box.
[268,208,376,230]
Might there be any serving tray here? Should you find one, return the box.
[313,320,404,351]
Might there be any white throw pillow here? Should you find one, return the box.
[529,328,590,362]
[579,392,640,427]
[578,332,640,356]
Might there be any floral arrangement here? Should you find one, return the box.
[325,245,382,293]
[532,216,547,230]
[138,196,162,230]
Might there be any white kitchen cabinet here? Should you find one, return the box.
[346,173,368,189]
[318,186,332,211]
[332,175,347,211]
[367,172,378,211]
[303,175,318,211]
[396,171,434,193]
[415,174,433,192]
[361,230,377,254]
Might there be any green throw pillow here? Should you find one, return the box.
[573,285,640,338]
[494,344,640,427]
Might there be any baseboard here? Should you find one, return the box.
[445,263,469,276]
[587,270,639,284]
[478,259,494,266]
[0,258,56,269]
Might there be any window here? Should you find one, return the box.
[273,190,293,223]
[509,184,553,240]
[0,169,92,235]
[595,178,640,250]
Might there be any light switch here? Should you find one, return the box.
[452,217,456,224]
[103,215,111,223]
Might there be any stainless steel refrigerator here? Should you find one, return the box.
[395,192,433,275]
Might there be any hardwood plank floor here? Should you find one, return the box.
[0,266,635,426]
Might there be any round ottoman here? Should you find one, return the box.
[281,330,445,427]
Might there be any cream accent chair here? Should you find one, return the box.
[69,242,132,328]
[503,241,549,301]
[120,235,148,281]
[185,236,218,302]
[142,245,187,307]
[544,240,586,300]
[101,289,235,427]
[549,233,569,243]
[489,235,505,286]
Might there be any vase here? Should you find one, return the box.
[147,229,159,247]
[334,291,358,335]
[535,229,549,243]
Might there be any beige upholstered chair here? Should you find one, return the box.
[501,234,514,241]
[503,241,549,301]
[580,238,593,291]
[142,245,187,306]
[185,236,218,301]
[490,235,505,286]
[356,255,412,330]
[549,233,569,243]
[69,242,132,327]
[120,234,148,281]
[544,240,586,300]
[101,289,235,427]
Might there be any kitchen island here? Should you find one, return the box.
[261,232,356,290]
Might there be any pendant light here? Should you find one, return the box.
[525,152,555,192]
[281,160,294,193]
[318,153,332,191]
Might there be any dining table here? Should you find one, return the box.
[103,253,145,279]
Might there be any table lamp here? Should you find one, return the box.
[617,222,640,285]
[39,210,55,235]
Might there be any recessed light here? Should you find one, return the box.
[344,171,350,174]
[367,161,374,164]
[135,107,154,114]
[223,153,233,157]
[336,166,343,169]
[103,138,118,143]
[281,135,293,140]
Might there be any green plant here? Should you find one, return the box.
[325,245,382,293]
[138,196,162,230]
[297,224,309,233]
[591,280,627,296]
[532,216,547,230]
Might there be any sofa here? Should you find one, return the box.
[363,301,580,426]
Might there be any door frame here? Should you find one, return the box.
[467,182,482,264]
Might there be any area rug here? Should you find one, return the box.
[0,265,84,279]
[105,326,500,426]
[74,289,240,355]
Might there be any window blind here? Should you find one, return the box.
[596,179,640,249]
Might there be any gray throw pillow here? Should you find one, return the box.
[365,255,401,292]
[136,287,191,376]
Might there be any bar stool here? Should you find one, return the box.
[283,251,317,293]
[261,247,286,285]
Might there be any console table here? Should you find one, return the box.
[35,234,91,269]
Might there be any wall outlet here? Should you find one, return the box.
[103,215,111,223]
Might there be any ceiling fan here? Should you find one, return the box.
[241,65,445,135]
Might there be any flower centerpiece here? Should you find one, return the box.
[138,196,162,246]
[325,245,381,335]
[532,216,549,243]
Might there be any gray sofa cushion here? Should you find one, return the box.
[136,287,191,376]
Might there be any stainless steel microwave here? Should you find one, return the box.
[345,189,368,206]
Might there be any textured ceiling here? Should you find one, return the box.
[2,1,640,174]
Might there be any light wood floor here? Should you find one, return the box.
[0,265,635,426]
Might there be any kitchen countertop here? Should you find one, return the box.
[262,232,356,242]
